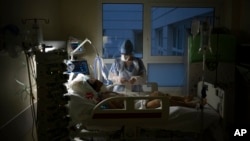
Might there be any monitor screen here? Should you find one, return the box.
[70,60,90,75]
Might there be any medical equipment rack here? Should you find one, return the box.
[36,50,70,141]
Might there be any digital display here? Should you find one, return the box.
[71,42,82,51]
[71,60,90,75]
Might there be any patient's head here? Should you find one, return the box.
[68,74,107,94]
[87,78,107,92]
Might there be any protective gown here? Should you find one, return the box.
[108,57,146,92]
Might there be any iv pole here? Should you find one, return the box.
[199,17,212,107]
[22,18,49,49]
[198,17,212,137]
[191,17,213,138]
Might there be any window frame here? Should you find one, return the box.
[100,0,219,95]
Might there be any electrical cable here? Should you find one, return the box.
[24,51,37,141]
[28,54,37,79]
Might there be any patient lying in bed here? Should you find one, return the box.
[66,74,208,124]
[67,73,206,110]
[147,92,207,109]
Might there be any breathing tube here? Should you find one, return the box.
[91,44,110,85]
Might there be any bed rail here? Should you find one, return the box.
[86,96,170,128]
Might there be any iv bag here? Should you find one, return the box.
[191,19,200,38]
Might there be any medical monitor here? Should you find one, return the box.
[70,60,90,75]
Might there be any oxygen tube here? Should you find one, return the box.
[92,44,110,85]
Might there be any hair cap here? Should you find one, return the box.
[120,39,133,55]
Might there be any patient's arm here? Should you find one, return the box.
[146,99,161,109]
[98,91,125,109]
[170,100,196,108]
[100,91,163,109]
[146,91,207,109]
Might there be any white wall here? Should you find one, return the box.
[0,0,100,140]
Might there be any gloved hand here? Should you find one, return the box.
[119,77,128,84]
[130,76,146,85]
[129,77,137,84]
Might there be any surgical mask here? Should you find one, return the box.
[121,54,130,62]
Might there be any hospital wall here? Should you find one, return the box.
[0,0,249,141]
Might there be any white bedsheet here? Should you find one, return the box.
[161,105,221,133]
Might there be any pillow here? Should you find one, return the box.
[68,74,100,104]
[67,74,100,122]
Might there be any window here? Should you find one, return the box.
[102,4,143,59]
[101,1,215,94]
[154,28,164,55]
[151,7,214,56]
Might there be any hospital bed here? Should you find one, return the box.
[68,80,225,141]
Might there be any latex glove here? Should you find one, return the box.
[129,77,137,84]
[119,77,128,84]
[131,76,146,84]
